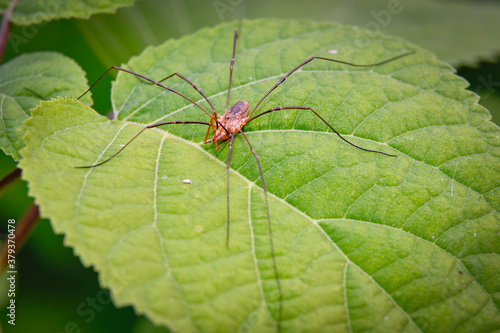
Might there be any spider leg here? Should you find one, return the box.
[154,72,217,113]
[75,120,210,168]
[225,133,235,248]
[78,66,214,118]
[225,30,238,112]
[134,70,218,115]
[248,106,396,157]
[238,130,283,332]
[248,50,415,118]
[215,138,231,151]
[204,115,215,144]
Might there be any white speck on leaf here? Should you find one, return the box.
[183,179,192,184]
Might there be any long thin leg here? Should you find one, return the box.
[78,66,213,118]
[121,67,221,140]
[225,133,235,248]
[156,72,217,113]
[76,120,210,168]
[203,115,219,148]
[156,72,221,142]
[153,71,230,138]
[248,50,415,118]
[215,137,231,151]
[239,130,283,332]
[225,30,238,112]
[248,106,396,157]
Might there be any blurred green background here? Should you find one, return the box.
[1,0,499,331]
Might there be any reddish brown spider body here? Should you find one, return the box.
[207,100,249,145]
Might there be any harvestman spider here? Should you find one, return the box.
[76,30,414,330]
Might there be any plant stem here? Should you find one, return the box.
[0,167,21,194]
[0,0,18,63]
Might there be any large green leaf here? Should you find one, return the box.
[0,0,136,25]
[20,20,500,332]
[0,52,91,161]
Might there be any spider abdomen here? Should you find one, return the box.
[210,100,249,142]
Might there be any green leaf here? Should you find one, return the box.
[0,52,91,161]
[20,20,500,332]
[0,0,136,25]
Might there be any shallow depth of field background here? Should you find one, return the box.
[0,0,499,332]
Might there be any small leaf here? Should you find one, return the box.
[20,20,500,332]
[0,52,91,161]
[0,0,136,25]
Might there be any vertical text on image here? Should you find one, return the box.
[6,218,17,325]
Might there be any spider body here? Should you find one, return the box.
[209,100,249,144]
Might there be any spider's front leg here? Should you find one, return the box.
[203,112,218,144]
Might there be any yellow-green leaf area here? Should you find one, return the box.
[0,52,91,160]
[0,0,136,25]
